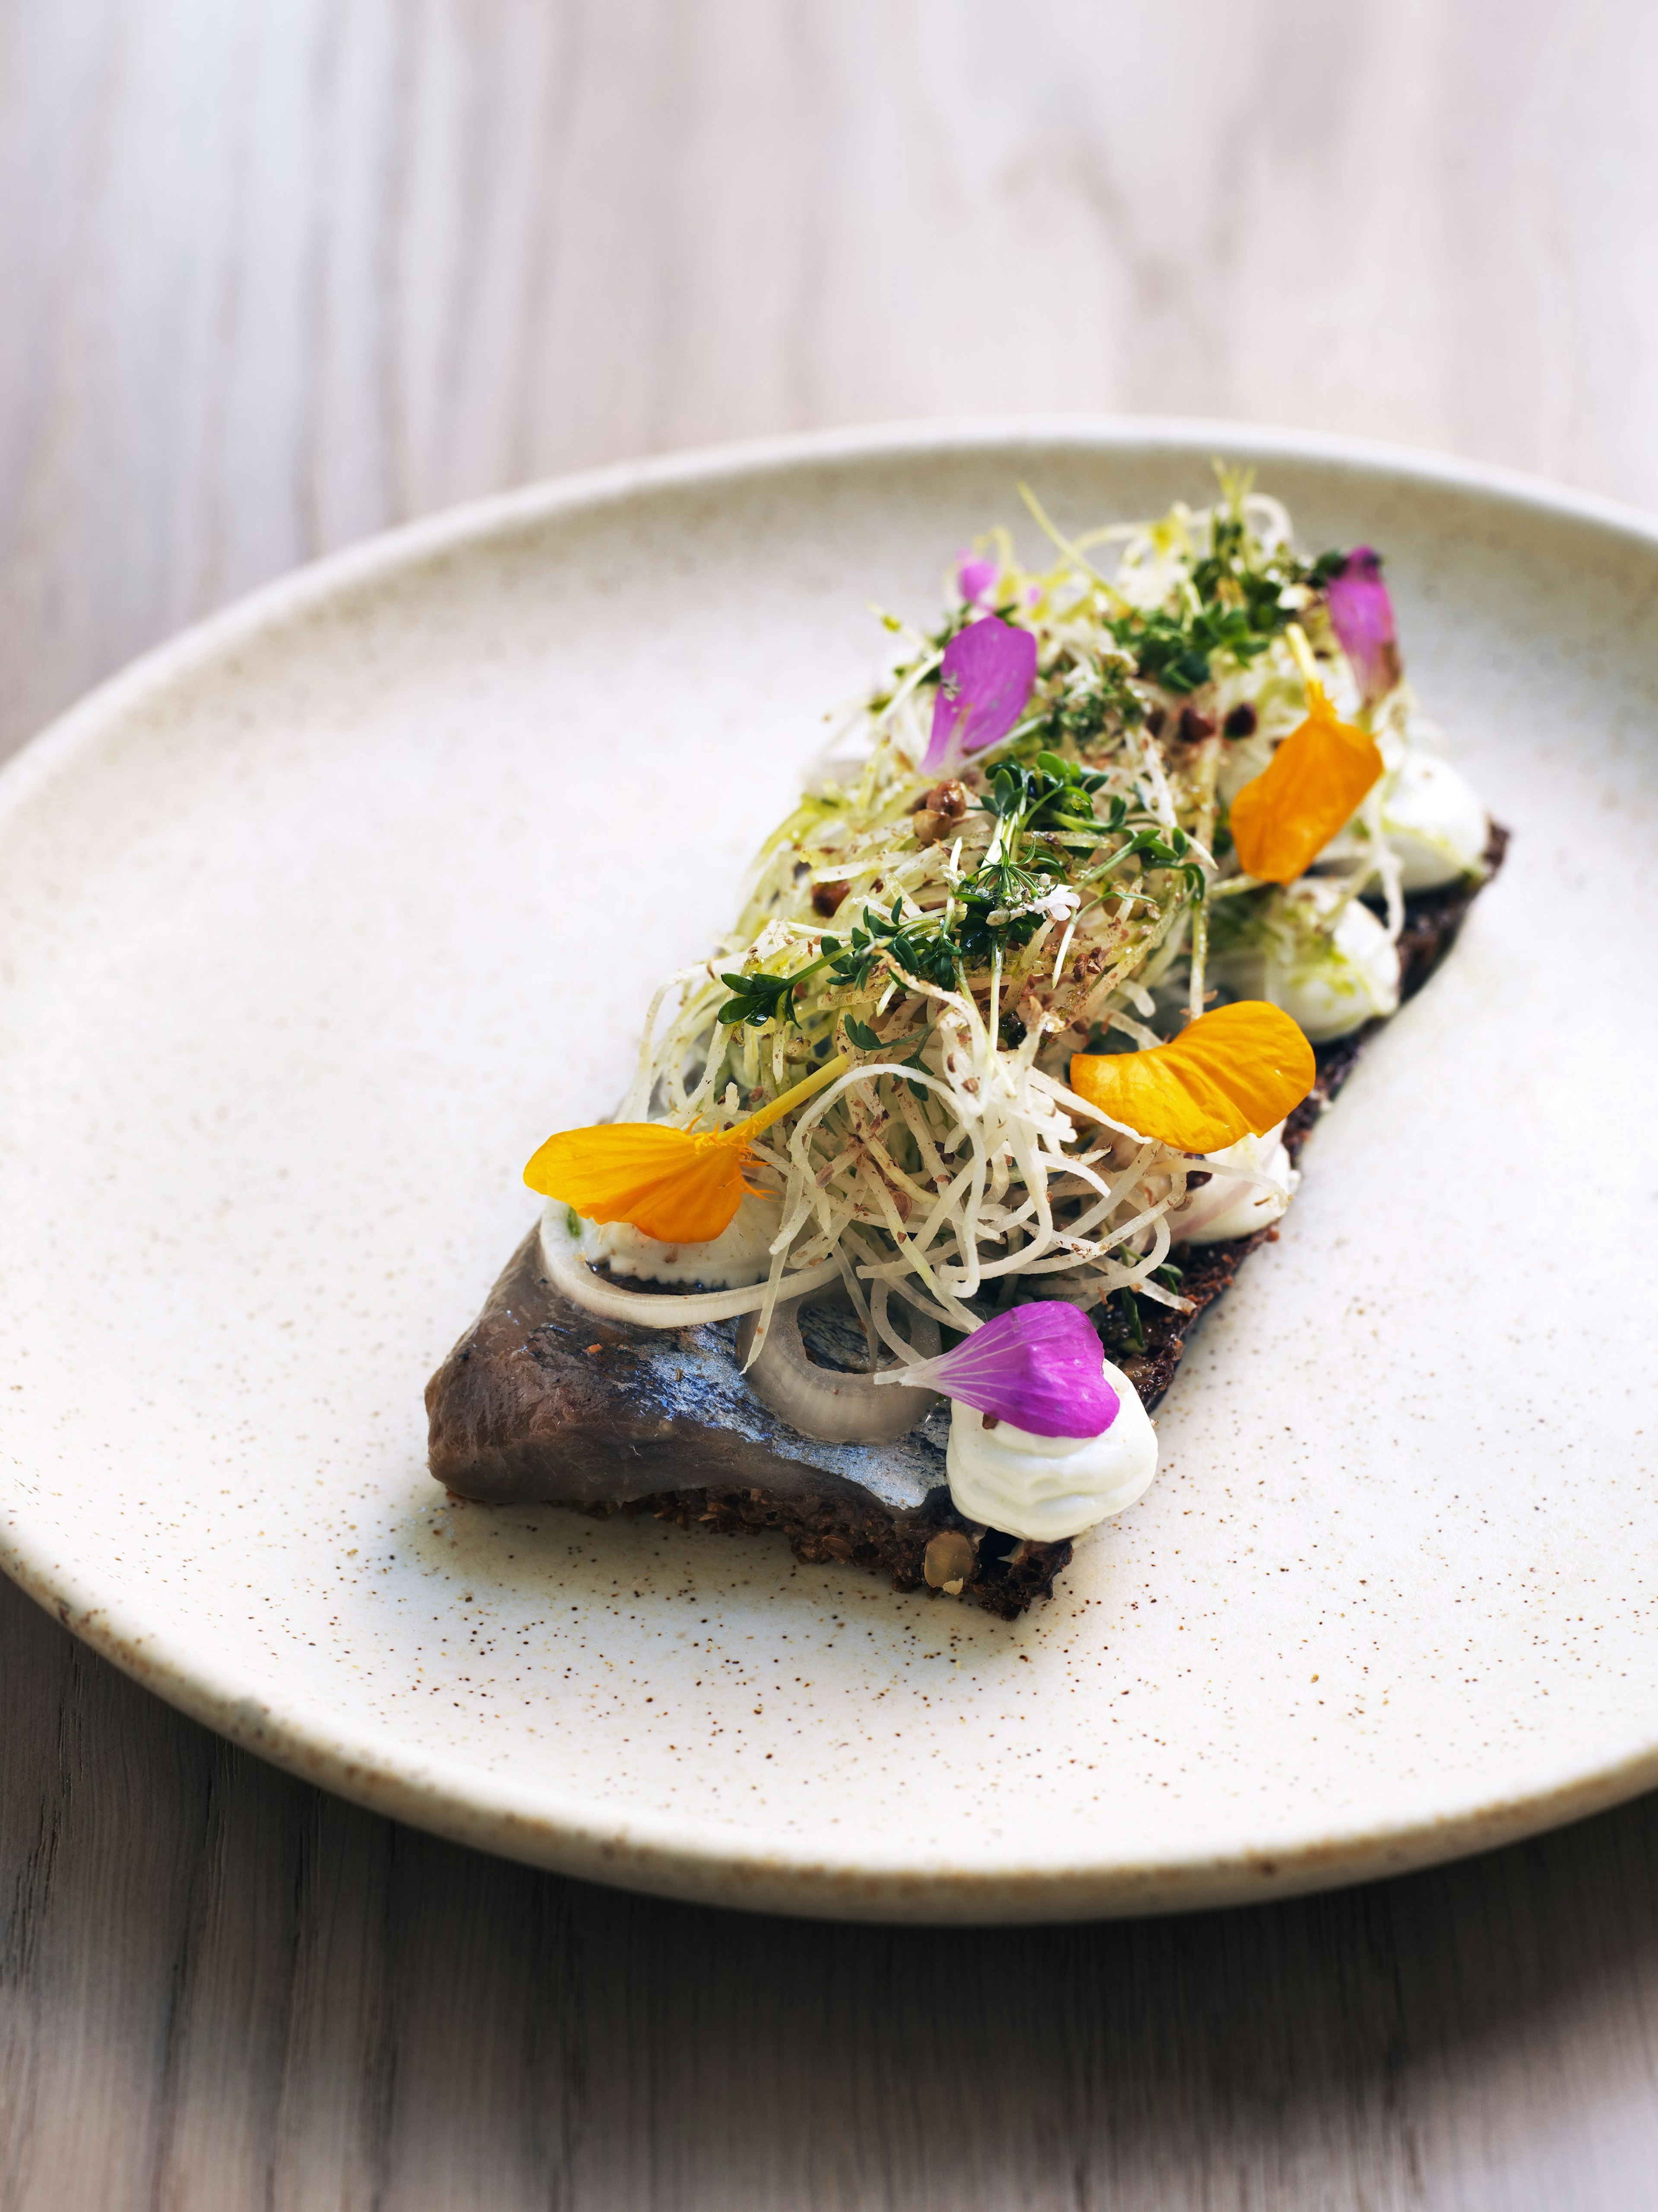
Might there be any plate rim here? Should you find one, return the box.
[4,412,1655,1923]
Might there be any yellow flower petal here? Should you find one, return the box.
[1229,684,1384,886]
[522,1053,851,1245]
[1069,1001,1315,1154]
[524,1122,751,1243]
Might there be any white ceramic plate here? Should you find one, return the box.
[2,421,1654,1922]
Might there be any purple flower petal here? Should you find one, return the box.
[922,616,1038,772]
[1326,547,1401,707]
[905,1302,1119,1438]
[957,551,999,605]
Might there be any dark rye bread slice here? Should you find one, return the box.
[426,831,1506,1620]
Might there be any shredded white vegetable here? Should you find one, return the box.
[607,471,1488,1354]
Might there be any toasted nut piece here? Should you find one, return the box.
[923,778,969,819]
[812,879,851,917]
[1178,706,1217,743]
[924,1528,977,1588]
[1223,702,1258,737]
[911,778,970,846]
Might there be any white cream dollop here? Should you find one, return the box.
[583,1191,783,1287]
[1381,748,1489,890]
[945,1360,1158,1543]
[1260,879,1400,1043]
[1171,1121,1300,1245]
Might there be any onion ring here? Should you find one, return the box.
[538,1203,842,1327]
[734,1291,942,1443]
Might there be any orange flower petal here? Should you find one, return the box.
[1069,1001,1316,1153]
[1229,685,1383,885]
[523,1053,853,1245]
[524,1122,750,1244]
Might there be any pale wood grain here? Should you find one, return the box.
[6,1573,1658,2209]
[5,0,1658,759]
[4,1,1658,2204]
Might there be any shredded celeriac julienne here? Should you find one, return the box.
[606,475,1446,1368]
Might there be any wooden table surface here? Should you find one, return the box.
[4,4,1657,2204]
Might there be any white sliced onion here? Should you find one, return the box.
[734,1293,942,1444]
[538,1203,842,1328]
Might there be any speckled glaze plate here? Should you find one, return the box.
[2,422,1654,1922]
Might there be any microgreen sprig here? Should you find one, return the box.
[843,1016,931,1099]
[717,959,828,1028]
[1085,823,1208,904]
[824,900,962,992]
[984,751,1112,839]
